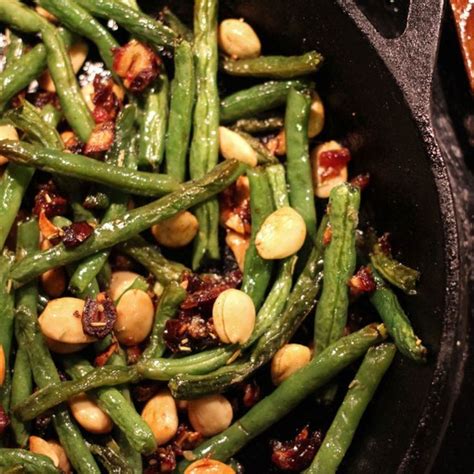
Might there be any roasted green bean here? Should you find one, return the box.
[370,267,427,362]
[241,167,275,309]
[138,72,169,170]
[190,0,220,269]
[220,80,312,123]
[0,449,59,474]
[161,6,193,42]
[74,0,177,50]
[0,140,180,197]
[165,40,195,182]
[314,183,360,353]
[285,87,317,241]
[305,343,396,474]
[222,51,323,79]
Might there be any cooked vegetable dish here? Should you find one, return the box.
[0,1,426,472]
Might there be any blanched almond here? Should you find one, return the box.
[212,289,255,345]
[188,395,233,437]
[141,389,178,446]
[151,211,199,248]
[218,19,261,59]
[255,206,306,259]
[219,127,257,167]
[68,393,113,434]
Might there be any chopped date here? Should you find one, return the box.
[172,424,203,453]
[348,266,376,297]
[144,446,176,473]
[180,271,242,312]
[126,345,143,364]
[241,379,262,408]
[62,131,84,155]
[113,40,161,93]
[91,75,121,124]
[0,404,10,436]
[83,121,115,155]
[164,314,218,353]
[82,292,117,339]
[32,91,60,110]
[271,426,323,471]
[378,232,392,255]
[319,147,351,183]
[62,221,94,248]
[132,380,162,404]
[219,176,251,235]
[33,181,68,218]
[350,172,370,191]
[34,413,54,439]
[94,341,118,367]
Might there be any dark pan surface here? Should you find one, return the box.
[146,1,467,472]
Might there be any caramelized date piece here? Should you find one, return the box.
[271,426,323,471]
[33,181,68,218]
[82,292,117,339]
[62,221,94,248]
[348,266,376,297]
[113,40,161,93]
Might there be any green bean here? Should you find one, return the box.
[117,236,187,286]
[177,324,386,469]
[170,241,323,399]
[220,80,312,123]
[369,267,427,362]
[241,168,274,309]
[4,101,63,150]
[89,442,134,473]
[40,23,95,142]
[0,255,14,409]
[9,220,38,446]
[0,43,47,112]
[14,225,100,474]
[266,163,290,209]
[136,346,237,381]
[142,282,187,360]
[0,449,59,473]
[285,87,317,241]
[0,0,44,33]
[40,103,63,128]
[14,366,139,421]
[231,117,284,134]
[161,6,193,42]
[0,140,180,197]
[5,30,23,66]
[314,183,360,353]
[190,0,220,269]
[305,343,396,474]
[115,430,142,474]
[222,51,324,79]
[165,40,195,182]
[37,0,119,72]
[138,72,169,170]
[64,359,156,455]
[370,242,420,295]
[74,0,177,50]
[10,347,32,447]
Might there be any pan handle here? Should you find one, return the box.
[339,0,444,115]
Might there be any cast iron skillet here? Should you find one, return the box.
[147,1,471,471]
